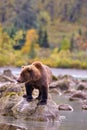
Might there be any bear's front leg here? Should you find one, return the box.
[37,86,48,105]
[24,83,34,102]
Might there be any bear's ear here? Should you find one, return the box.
[32,61,42,69]
[22,66,25,68]
[26,67,32,73]
[21,66,25,70]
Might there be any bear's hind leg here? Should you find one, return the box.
[37,86,48,105]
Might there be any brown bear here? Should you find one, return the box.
[17,61,52,105]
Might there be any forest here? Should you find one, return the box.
[0,0,87,68]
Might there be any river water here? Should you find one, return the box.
[0,67,87,78]
[0,67,87,130]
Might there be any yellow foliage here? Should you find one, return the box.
[14,30,24,41]
[22,29,38,54]
[26,29,38,41]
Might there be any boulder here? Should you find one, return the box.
[0,82,24,98]
[50,75,77,92]
[3,69,17,80]
[50,80,70,91]
[12,99,59,122]
[82,100,87,110]
[69,91,87,101]
[58,104,73,111]
[49,88,61,95]
[77,81,87,91]
[0,69,17,83]
[0,82,59,122]
[0,123,25,130]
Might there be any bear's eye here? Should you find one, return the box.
[21,73,24,77]
[27,69,32,73]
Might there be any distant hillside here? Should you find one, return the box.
[0,0,87,46]
[0,0,87,25]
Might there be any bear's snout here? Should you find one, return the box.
[17,77,23,83]
[17,78,21,83]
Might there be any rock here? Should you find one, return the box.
[82,100,87,110]
[0,69,17,83]
[0,94,22,116]
[57,75,78,84]
[0,82,59,122]
[49,88,61,95]
[58,104,73,111]
[0,82,24,98]
[50,80,69,91]
[0,74,16,83]
[77,82,87,91]
[0,123,25,130]
[50,75,77,92]
[0,82,24,115]
[52,75,58,81]
[3,69,16,79]
[64,89,76,96]
[69,91,87,101]
[12,99,59,122]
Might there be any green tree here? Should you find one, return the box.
[38,28,49,48]
[29,42,36,59]
[42,30,49,48]
[59,36,70,51]
[70,33,75,51]
[13,30,26,49]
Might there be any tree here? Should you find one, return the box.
[13,30,26,50]
[22,29,38,57]
[0,24,17,65]
[42,30,49,48]
[70,33,75,51]
[59,36,70,51]
[38,28,49,48]
[0,24,14,52]
[29,42,36,59]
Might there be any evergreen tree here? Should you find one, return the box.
[38,26,43,47]
[70,33,75,51]
[42,30,49,48]
[38,27,49,48]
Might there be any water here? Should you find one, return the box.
[0,67,87,130]
[0,95,87,130]
[0,116,61,130]
[0,67,87,78]
[51,68,87,79]
[52,94,87,130]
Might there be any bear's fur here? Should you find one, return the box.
[17,61,52,105]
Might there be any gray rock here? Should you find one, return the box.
[50,80,70,91]
[77,82,87,91]
[82,100,87,110]
[0,82,59,122]
[58,104,73,111]
[69,91,87,101]
[12,98,59,122]
[0,123,25,130]
[50,75,78,92]
[0,69,17,83]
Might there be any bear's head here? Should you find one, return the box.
[17,62,42,83]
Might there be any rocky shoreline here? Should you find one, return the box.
[0,69,87,129]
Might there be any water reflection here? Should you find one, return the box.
[0,116,61,130]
